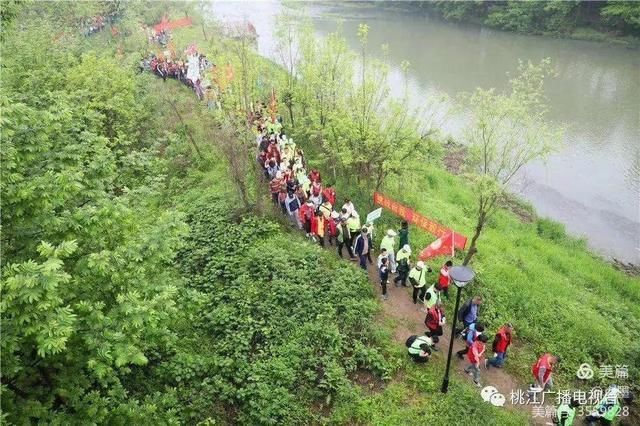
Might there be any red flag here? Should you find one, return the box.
[419,232,455,260]
[419,231,467,260]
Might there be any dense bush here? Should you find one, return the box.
[168,197,389,423]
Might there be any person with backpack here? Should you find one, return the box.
[464,334,488,387]
[353,227,372,270]
[456,322,485,359]
[531,353,560,391]
[486,323,513,369]
[394,244,411,287]
[379,256,390,300]
[409,261,430,305]
[406,335,436,363]
[424,301,445,351]
[438,260,453,299]
[380,229,397,273]
[456,295,483,336]
[284,191,301,229]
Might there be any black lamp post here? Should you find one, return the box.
[441,265,476,394]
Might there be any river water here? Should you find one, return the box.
[210,1,640,263]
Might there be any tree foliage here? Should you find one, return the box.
[275,20,443,190]
[460,58,563,264]
[424,0,640,37]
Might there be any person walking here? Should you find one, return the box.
[379,257,390,300]
[299,200,315,237]
[423,282,442,310]
[337,217,356,260]
[438,260,453,299]
[424,301,445,351]
[321,183,336,206]
[486,323,514,368]
[456,322,485,359]
[311,210,326,246]
[398,221,409,248]
[464,334,488,387]
[353,227,372,270]
[409,261,429,306]
[456,295,483,336]
[394,245,412,287]
[326,211,338,246]
[284,191,302,229]
[380,229,397,273]
[531,353,560,391]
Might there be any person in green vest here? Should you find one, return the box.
[553,398,579,426]
[585,385,633,425]
[407,335,435,363]
[424,281,442,311]
[398,221,409,248]
[380,229,397,273]
[409,261,432,307]
[393,244,412,287]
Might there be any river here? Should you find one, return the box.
[209,1,640,264]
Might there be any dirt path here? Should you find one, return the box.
[327,245,548,425]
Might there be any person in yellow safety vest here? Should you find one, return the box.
[394,244,412,287]
[380,229,397,273]
[346,213,361,237]
[409,261,432,308]
[553,398,579,426]
[585,385,633,426]
[424,281,442,311]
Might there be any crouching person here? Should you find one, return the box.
[406,335,437,363]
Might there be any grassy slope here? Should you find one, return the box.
[138,14,527,424]
[331,159,640,390]
[150,11,637,424]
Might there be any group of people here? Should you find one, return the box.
[251,96,634,424]
[142,50,214,100]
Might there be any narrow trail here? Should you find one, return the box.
[318,241,548,425]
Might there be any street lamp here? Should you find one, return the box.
[441,265,476,393]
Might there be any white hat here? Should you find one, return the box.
[387,229,397,237]
[403,244,411,253]
[275,171,283,179]
[417,261,425,269]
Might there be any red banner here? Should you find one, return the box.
[154,16,193,34]
[373,192,467,251]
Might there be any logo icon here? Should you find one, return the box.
[576,363,594,380]
[481,386,506,407]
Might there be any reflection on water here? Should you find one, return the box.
[210,1,640,263]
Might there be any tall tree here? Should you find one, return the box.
[461,58,563,265]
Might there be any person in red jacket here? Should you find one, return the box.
[486,323,513,368]
[321,184,336,206]
[266,138,281,164]
[438,260,453,299]
[311,180,322,197]
[326,211,338,246]
[308,168,321,183]
[464,334,488,387]
[531,353,560,391]
[424,301,445,351]
[269,172,284,205]
[298,200,315,236]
